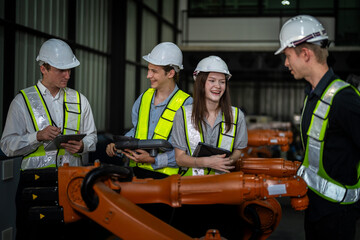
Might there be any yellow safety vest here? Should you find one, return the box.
[180,105,238,176]
[130,88,190,175]
[20,85,82,170]
[297,79,360,204]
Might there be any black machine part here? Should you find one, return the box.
[81,165,133,211]
[113,136,173,157]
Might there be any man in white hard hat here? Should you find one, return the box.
[105,42,192,226]
[106,42,193,179]
[1,38,97,168]
[0,38,97,239]
[276,15,360,240]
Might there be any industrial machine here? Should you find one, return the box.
[243,129,294,158]
[19,138,307,240]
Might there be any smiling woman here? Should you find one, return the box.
[172,55,247,176]
[170,55,248,238]
[204,72,226,113]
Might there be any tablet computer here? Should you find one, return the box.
[114,136,173,151]
[114,136,173,157]
[44,134,86,151]
[192,142,231,157]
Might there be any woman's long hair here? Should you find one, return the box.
[192,72,233,133]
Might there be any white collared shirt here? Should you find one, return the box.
[0,80,97,158]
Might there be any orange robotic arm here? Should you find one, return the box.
[247,129,293,152]
[114,170,307,209]
[235,157,302,177]
[58,158,308,240]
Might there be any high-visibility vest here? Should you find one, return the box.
[297,79,360,204]
[20,85,82,170]
[130,88,190,175]
[180,105,238,176]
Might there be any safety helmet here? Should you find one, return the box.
[142,42,183,72]
[275,15,328,55]
[193,56,232,81]
[36,38,80,69]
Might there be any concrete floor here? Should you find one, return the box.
[268,197,360,240]
[268,198,306,240]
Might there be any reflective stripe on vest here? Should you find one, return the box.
[297,79,360,204]
[20,85,82,170]
[63,88,82,134]
[153,90,190,140]
[218,107,238,150]
[135,88,154,140]
[131,88,190,175]
[181,105,238,176]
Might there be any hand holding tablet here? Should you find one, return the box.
[192,142,231,157]
[44,134,86,151]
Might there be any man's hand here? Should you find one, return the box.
[61,140,84,154]
[123,149,155,164]
[37,126,61,141]
[106,143,119,157]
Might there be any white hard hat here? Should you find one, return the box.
[275,15,328,55]
[36,38,80,69]
[193,56,232,81]
[142,42,183,72]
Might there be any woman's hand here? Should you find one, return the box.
[202,154,234,173]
